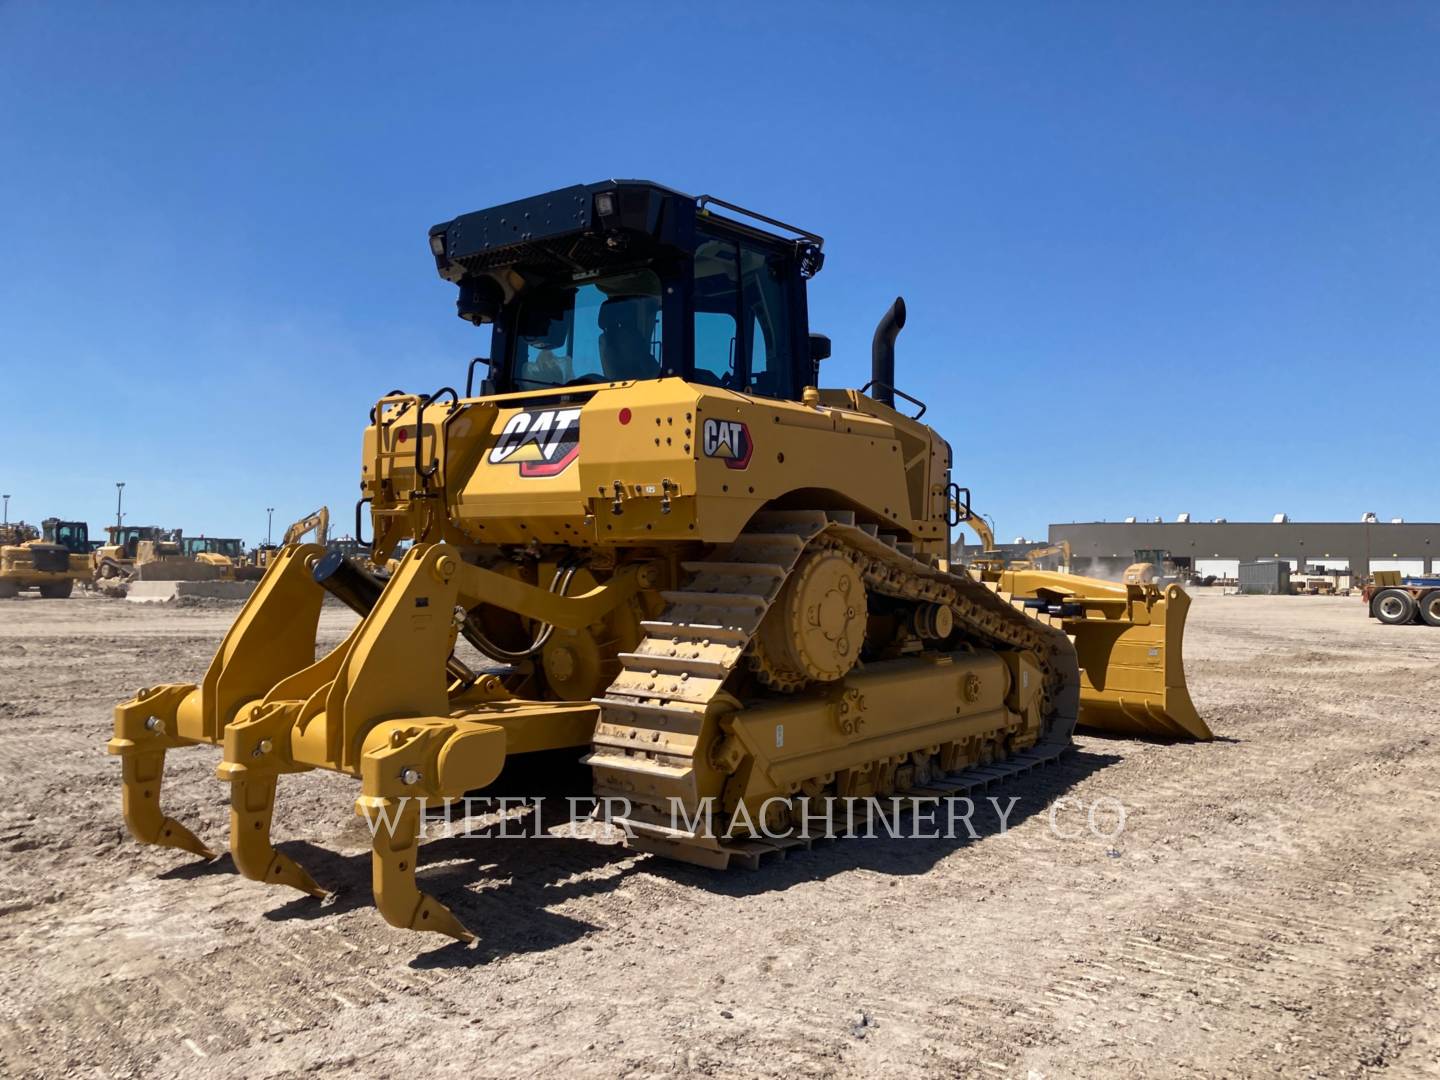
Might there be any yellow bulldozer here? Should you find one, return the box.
[92,525,181,580]
[0,518,92,598]
[110,181,1210,944]
[96,526,251,583]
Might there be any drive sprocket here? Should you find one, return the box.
[750,545,866,692]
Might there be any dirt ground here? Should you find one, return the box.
[0,591,1437,1079]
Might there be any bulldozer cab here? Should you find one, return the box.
[107,525,164,561]
[182,537,243,559]
[41,519,89,554]
[431,182,824,404]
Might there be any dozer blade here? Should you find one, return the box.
[996,570,1213,741]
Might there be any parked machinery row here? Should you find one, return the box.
[0,509,334,596]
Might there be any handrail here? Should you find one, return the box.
[858,380,927,419]
[695,194,823,246]
[413,387,457,481]
[369,389,405,424]
[354,498,371,547]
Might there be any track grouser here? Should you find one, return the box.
[110,181,1211,943]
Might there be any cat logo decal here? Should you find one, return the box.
[488,407,582,477]
[702,418,752,470]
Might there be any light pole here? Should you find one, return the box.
[266,507,275,546]
[115,482,125,531]
[2,495,8,525]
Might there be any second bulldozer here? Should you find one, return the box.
[111,181,1210,944]
[92,525,181,581]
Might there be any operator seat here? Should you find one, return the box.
[598,297,660,381]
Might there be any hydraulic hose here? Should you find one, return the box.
[462,561,580,664]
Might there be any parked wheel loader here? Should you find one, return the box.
[0,518,92,598]
[110,181,1210,944]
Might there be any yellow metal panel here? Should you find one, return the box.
[449,699,599,755]
[326,545,458,770]
[202,544,328,742]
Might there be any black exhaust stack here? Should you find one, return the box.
[870,297,906,408]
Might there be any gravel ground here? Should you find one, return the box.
[0,591,1437,1079]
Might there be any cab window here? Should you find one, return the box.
[692,230,795,398]
[692,237,739,387]
[741,245,794,399]
[512,270,663,390]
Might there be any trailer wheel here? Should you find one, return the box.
[1419,590,1440,628]
[1372,588,1417,625]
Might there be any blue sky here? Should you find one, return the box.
[2,4,1436,545]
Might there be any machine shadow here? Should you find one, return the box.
[1078,729,1242,747]
[255,751,646,965]
[158,852,237,881]
[262,830,641,968]
[362,748,1123,967]
[244,747,1118,967]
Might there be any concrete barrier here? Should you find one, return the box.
[127,580,257,603]
[133,562,226,582]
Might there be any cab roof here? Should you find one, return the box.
[428,181,823,283]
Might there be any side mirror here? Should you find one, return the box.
[466,356,499,398]
[809,333,832,362]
